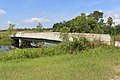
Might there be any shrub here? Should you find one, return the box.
[0,37,107,61]
[68,37,90,52]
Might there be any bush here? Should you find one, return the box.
[0,44,70,61]
[0,37,106,61]
[68,37,90,53]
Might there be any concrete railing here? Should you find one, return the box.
[13,32,112,45]
[69,33,111,45]
[15,32,62,41]
[115,41,120,47]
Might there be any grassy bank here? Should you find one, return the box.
[0,38,13,45]
[0,39,102,61]
[0,46,120,80]
[0,36,120,80]
[0,43,70,60]
[0,31,13,45]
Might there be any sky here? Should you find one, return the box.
[0,0,120,30]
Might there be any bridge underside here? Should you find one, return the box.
[11,37,61,43]
[11,37,61,48]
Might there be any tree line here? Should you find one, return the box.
[53,11,120,35]
[7,23,53,33]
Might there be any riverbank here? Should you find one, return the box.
[0,31,14,45]
[0,38,13,45]
[0,37,120,80]
[0,46,120,80]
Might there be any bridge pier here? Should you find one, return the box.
[19,40,31,48]
[19,39,22,47]
[12,39,31,48]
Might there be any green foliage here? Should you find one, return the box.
[8,24,16,35]
[0,44,69,61]
[88,11,103,21]
[0,38,13,45]
[69,37,90,52]
[87,17,97,30]
[53,22,64,32]
[60,26,70,33]
[0,46,120,80]
[60,26,70,42]
[115,24,120,35]
[0,31,14,45]
[107,17,113,27]
[8,24,15,30]
[53,11,105,34]
[93,24,104,34]
[109,27,116,35]
[52,11,120,35]
[101,25,109,34]
[60,33,70,42]
[36,23,43,32]
[0,37,107,61]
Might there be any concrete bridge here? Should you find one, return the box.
[11,32,112,47]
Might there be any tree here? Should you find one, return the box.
[52,11,115,35]
[115,24,120,34]
[53,22,64,32]
[88,11,103,22]
[60,26,70,42]
[73,13,91,33]
[8,24,16,35]
[107,17,114,35]
[36,23,43,32]
[107,17,113,27]
[87,17,97,32]
[93,24,104,34]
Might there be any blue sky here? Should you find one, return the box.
[0,0,120,30]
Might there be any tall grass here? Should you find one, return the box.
[0,43,69,60]
[0,36,120,80]
[0,31,13,45]
[0,38,107,61]
[0,46,120,80]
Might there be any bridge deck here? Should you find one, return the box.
[11,32,111,45]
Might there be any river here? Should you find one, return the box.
[0,42,56,51]
[0,45,15,51]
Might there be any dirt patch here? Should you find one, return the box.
[109,65,120,80]
[114,65,120,73]
[109,76,120,80]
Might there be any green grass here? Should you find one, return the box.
[0,46,120,80]
[0,43,68,60]
[0,31,120,80]
[0,38,13,45]
[0,31,13,45]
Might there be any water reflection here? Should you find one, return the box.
[44,42,56,46]
[0,42,56,51]
[0,45,15,51]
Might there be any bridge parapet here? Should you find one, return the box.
[15,32,62,41]
[12,32,112,45]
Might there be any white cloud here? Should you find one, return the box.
[103,10,120,25]
[23,18,50,23]
[113,19,120,25]
[98,9,103,12]
[104,11,120,19]
[0,9,6,14]
[7,21,12,24]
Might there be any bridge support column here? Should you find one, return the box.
[19,40,31,48]
[19,39,22,47]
